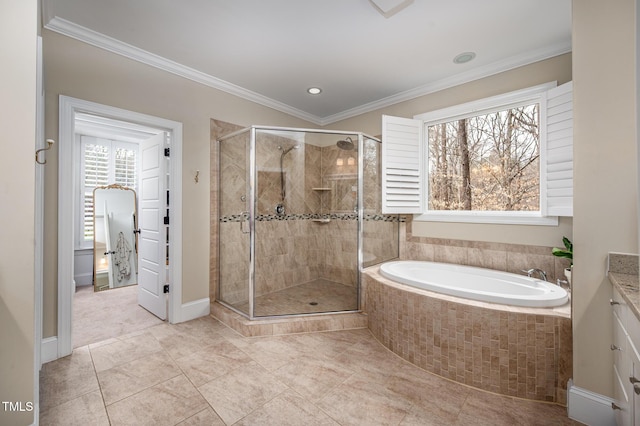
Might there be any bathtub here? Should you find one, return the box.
[363,263,572,403]
[379,260,568,308]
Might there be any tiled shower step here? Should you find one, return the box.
[211,301,367,337]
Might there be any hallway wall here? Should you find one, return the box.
[0,1,37,424]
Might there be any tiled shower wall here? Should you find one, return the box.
[212,120,399,308]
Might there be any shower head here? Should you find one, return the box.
[336,137,355,151]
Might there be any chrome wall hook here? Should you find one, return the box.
[36,139,55,164]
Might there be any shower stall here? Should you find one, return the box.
[216,126,399,319]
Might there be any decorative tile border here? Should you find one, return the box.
[219,213,404,222]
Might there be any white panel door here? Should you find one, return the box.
[138,132,167,319]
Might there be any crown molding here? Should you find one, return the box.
[44,17,324,125]
[319,41,572,125]
[44,16,570,127]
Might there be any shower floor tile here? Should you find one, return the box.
[234,278,358,317]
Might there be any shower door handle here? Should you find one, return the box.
[240,211,250,234]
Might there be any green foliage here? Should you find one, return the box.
[552,236,573,266]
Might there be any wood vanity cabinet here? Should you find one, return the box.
[611,287,640,426]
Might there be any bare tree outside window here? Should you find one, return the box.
[427,104,540,211]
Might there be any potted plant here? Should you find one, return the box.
[552,236,573,284]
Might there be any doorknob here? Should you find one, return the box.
[133,229,141,235]
[611,344,621,351]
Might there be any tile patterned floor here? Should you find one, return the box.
[73,284,164,348]
[40,315,582,425]
[233,279,358,317]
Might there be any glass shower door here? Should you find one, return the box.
[361,135,399,268]
[218,129,251,316]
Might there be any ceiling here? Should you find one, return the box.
[42,0,572,125]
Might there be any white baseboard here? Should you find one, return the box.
[567,379,616,426]
[176,297,210,323]
[73,272,93,286]
[41,336,58,364]
[29,403,38,426]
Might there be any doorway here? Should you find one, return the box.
[56,96,183,358]
[72,113,166,347]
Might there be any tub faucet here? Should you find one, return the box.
[521,268,548,281]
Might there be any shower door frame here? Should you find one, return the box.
[218,125,380,320]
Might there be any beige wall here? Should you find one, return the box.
[0,0,37,424]
[42,30,316,337]
[573,0,638,397]
[328,54,573,248]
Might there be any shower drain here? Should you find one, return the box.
[309,301,318,306]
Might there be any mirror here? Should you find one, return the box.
[93,184,138,292]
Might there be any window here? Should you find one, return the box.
[382,81,573,224]
[427,104,540,212]
[78,136,138,248]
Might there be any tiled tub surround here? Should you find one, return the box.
[363,266,572,405]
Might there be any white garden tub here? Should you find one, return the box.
[379,260,568,308]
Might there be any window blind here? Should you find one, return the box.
[542,81,573,217]
[381,115,424,213]
[79,136,138,246]
[82,142,109,241]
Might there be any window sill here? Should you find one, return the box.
[414,211,559,226]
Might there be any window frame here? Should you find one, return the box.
[413,82,558,226]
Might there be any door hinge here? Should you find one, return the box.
[164,216,170,225]
[163,284,170,293]
[164,147,170,157]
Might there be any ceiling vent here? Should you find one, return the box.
[369,0,414,18]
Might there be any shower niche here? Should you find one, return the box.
[216,126,399,319]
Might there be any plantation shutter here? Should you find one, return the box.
[79,137,139,247]
[381,115,424,213]
[541,81,573,217]
[114,145,137,189]
[81,137,110,242]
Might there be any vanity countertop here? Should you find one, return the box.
[610,272,640,321]
[609,252,640,322]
